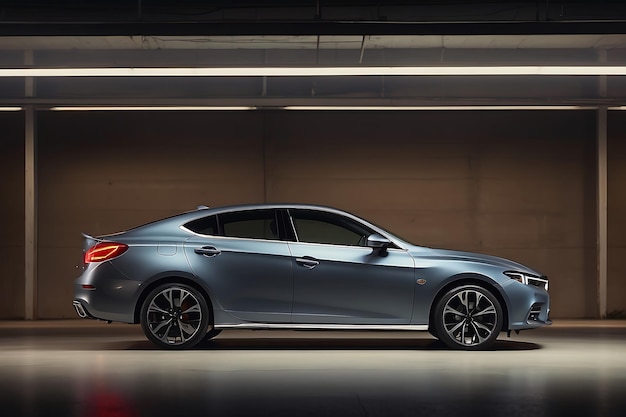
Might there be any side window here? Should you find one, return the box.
[219,209,279,240]
[184,215,218,236]
[289,209,372,246]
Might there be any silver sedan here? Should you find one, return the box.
[73,204,551,350]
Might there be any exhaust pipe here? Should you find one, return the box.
[72,300,88,318]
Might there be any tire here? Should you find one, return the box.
[140,283,209,349]
[433,284,503,350]
[427,327,439,339]
[203,328,222,341]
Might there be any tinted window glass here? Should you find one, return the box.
[184,215,218,236]
[219,209,278,240]
[290,209,372,246]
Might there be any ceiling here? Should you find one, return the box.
[1,1,625,107]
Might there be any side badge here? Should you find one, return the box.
[416,278,427,286]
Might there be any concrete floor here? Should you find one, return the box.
[0,320,625,417]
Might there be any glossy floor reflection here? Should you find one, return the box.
[1,320,625,417]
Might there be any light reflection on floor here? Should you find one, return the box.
[0,320,625,417]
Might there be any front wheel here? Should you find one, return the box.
[203,328,222,342]
[140,283,209,349]
[433,284,503,350]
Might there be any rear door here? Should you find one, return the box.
[183,209,293,323]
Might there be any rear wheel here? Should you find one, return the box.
[434,284,503,350]
[140,283,209,349]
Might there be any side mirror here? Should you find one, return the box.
[366,233,391,255]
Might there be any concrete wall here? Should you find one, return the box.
[37,111,265,318]
[266,111,598,318]
[0,112,25,319]
[0,109,616,319]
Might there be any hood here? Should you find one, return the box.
[417,247,541,276]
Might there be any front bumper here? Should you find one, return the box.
[504,281,552,331]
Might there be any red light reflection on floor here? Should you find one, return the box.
[81,387,139,417]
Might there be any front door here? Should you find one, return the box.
[287,209,415,324]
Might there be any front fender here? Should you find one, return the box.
[411,271,510,327]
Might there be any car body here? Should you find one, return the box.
[73,204,551,350]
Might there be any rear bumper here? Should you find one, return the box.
[73,262,142,324]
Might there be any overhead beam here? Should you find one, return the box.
[1,21,626,37]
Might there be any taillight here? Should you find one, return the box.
[84,242,128,263]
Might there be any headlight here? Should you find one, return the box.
[504,271,549,291]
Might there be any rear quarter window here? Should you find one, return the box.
[183,216,218,236]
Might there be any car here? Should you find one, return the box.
[73,204,551,350]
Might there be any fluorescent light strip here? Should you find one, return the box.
[50,106,256,111]
[608,106,626,110]
[284,106,597,110]
[0,106,23,111]
[49,105,601,111]
[2,66,626,77]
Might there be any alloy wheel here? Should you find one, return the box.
[435,285,502,350]
[141,284,208,348]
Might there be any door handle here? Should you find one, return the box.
[194,246,221,257]
[295,257,320,269]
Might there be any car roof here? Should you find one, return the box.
[126,203,356,234]
[195,203,346,214]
